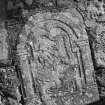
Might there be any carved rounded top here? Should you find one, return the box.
[22,8,88,41]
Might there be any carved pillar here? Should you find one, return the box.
[76,39,99,101]
[17,43,35,104]
[77,40,96,84]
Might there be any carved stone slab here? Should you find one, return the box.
[17,8,99,105]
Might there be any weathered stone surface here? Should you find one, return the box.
[17,8,99,105]
[3,0,105,105]
[0,22,8,62]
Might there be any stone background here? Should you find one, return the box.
[0,0,105,105]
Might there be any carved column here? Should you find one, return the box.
[17,43,35,104]
[77,39,99,101]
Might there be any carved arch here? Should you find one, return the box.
[17,9,99,105]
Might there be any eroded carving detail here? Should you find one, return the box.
[17,10,99,105]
